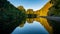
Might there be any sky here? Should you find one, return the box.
[8,0,49,11]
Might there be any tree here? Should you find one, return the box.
[0,0,26,34]
[48,0,60,16]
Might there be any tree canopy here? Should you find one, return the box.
[0,0,26,34]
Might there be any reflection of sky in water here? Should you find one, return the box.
[12,21,49,34]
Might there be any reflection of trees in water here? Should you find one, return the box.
[23,17,53,34]
[34,18,53,34]
[26,18,34,23]
[19,20,26,27]
[19,18,34,27]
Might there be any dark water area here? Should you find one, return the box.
[11,21,49,34]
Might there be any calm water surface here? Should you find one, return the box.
[12,21,49,34]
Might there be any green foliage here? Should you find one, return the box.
[48,0,60,16]
[0,0,27,34]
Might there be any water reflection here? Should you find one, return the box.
[12,21,49,34]
[12,17,53,34]
[26,17,53,34]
